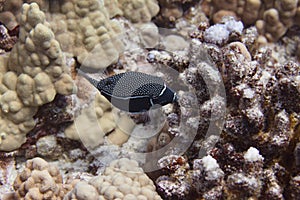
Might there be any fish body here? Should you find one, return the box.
[79,70,177,113]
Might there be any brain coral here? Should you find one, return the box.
[65,157,162,200]
[0,3,74,151]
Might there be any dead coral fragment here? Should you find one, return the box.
[206,0,300,41]
[156,155,224,199]
[0,23,17,52]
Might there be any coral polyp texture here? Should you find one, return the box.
[2,0,160,70]
[104,0,160,23]
[0,3,74,151]
[65,158,162,200]
[11,157,73,199]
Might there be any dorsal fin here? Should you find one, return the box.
[77,69,99,88]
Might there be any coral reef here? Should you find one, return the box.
[12,157,73,199]
[0,3,74,151]
[65,157,162,200]
[154,0,198,27]
[1,0,123,71]
[0,1,299,199]
[65,80,136,148]
[143,16,300,199]
[116,0,160,23]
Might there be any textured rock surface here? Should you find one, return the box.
[204,0,300,42]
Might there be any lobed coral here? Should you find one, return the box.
[65,80,136,148]
[65,157,162,200]
[7,157,163,199]
[1,0,161,70]
[117,0,160,23]
[0,3,74,151]
[1,0,124,71]
[12,157,73,199]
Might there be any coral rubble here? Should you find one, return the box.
[204,0,300,42]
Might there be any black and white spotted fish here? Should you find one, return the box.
[78,70,177,113]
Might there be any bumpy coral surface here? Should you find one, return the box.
[12,157,73,199]
[105,0,160,23]
[65,75,136,148]
[2,0,160,71]
[0,1,299,200]
[65,158,162,200]
[0,3,74,151]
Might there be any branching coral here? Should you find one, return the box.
[145,19,300,198]
[155,154,225,199]
[0,3,74,151]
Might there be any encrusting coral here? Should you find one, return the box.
[11,157,73,199]
[65,75,136,148]
[2,0,159,70]
[96,0,161,23]
[65,157,163,200]
[6,157,163,199]
[0,3,74,151]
